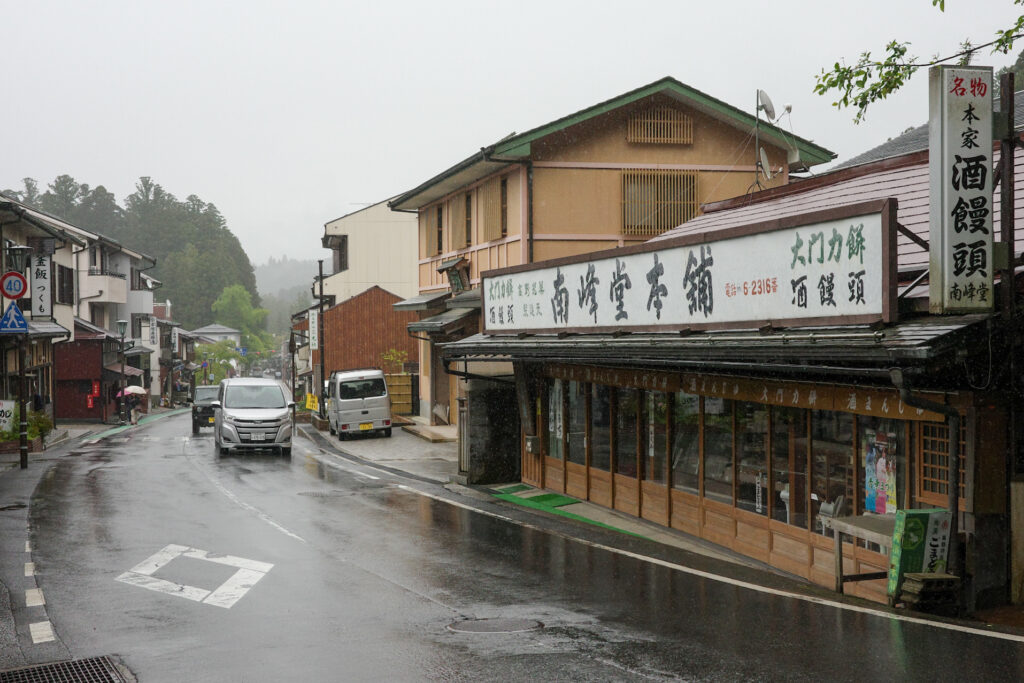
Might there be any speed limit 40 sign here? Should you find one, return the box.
[0,271,27,300]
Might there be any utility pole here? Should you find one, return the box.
[318,260,326,420]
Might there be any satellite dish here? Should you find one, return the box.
[757,89,776,121]
[759,147,773,181]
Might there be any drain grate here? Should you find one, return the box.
[447,618,543,634]
[0,656,128,682]
[298,491,347,497]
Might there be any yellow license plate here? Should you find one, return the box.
[208,417,215,423]
[359,422,373,431]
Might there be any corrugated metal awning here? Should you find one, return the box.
[393,291,450,311]
[408,307,477,335]
[442,314,990,376]
[103,363,145,377]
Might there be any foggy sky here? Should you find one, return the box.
[1,0,1018,266]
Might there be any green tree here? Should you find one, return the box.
[815,0,1024,122]
[75,185,124,234]
[1,178,41,206]
[38,174,84,220]
[195,340,242,384]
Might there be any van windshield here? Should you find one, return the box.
[224,385,286,409]
[338,379,386,400]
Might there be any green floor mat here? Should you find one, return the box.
[524,493,579,507]
[496,484,532,494]
[491,492,648,539]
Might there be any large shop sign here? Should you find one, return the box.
[928,65,994,313]
[482,200,897,334]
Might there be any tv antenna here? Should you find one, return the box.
[753,89,776,190]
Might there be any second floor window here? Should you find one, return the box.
[621,169,698,237]
[500,178,508,237]
[464,193,472,246]
[56,265,74,305]
[333,235,349,273]
[435,205,443,254]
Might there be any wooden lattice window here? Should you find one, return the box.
[621,169,699,236]
[450,195,468,248]
[627,107,693,144]
[916,421,967,508]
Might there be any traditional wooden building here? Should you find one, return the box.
[444,78,1024,611]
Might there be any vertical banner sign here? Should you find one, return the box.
[308,310,319,351]
[929,65,994,313]
[31,255,51,318]
[887,508,953,598]
[149,314,158,345]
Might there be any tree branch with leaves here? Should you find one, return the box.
[815,0,1024,123]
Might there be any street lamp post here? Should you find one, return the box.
[116,319,128,425]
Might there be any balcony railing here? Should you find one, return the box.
[88,266,126,279]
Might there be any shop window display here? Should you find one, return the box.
[671,392,700,493]
[590,384,611,471]
[703,398,734,504]
[547,379,563,460]
[858,417,907,516]
[811,410,854,533]
[615,388,639,477]
[772,407,808,528]
[567,381,587,465]
[736,401,769,516]
[644,391,668,483]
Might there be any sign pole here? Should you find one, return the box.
[19,334,27,469]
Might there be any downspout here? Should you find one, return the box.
[483,154,533,264]
[889,368,962,602]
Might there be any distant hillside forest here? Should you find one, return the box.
[2,175,257,329]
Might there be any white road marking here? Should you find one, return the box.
[395,484,1024,644]
[29,621,55,643]
[116,544,273,609]
[25,588,44,607]
[318,456,380,481]
[24,562,35,576]
[25,540,31,552]
[190,462,306,543]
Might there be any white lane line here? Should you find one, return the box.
[395,484,1024,644]
[318,456,380,481]
[29,621,55,644]
[25,588,45,607]
[24,562,35,577]
[192,465,306,543]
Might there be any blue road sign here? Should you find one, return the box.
[0,302,28,333]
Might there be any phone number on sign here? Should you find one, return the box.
[724,277,779,298]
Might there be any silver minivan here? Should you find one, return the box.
[327,368,392,439]
[213,377,295,456]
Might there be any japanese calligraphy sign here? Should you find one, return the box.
[929,65,994,313]
[482,201,896,333]
[308,309,319,350]
[30,255,51,319]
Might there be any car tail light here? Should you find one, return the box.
[341,424,349,430]
[384,419,391,426]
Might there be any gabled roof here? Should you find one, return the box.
[833,90,1024,171]
[390,76,836,212]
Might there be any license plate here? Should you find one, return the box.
[359,422,373,431]
[208,417,215,423]
[250,432,265,441]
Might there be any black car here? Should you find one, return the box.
[191,385,219,434]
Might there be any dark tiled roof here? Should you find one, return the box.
[833,91,1024,170]
[653,146,1024,273]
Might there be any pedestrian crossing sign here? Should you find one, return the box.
[0,301,27,333]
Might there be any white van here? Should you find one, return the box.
[327,368,392,439]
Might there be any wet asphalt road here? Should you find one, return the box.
[20,414,1024,681]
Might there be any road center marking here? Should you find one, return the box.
[116,543,273,609]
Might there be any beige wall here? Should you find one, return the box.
[324,201,419,302]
